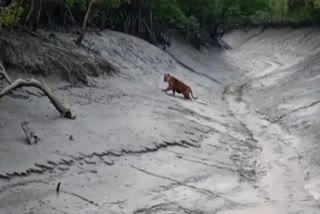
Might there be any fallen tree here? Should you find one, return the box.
[0,60,74,119]
[0,78,74,118]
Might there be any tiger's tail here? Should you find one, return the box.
[190,90,198,100]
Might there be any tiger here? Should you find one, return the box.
[162,73,198,100]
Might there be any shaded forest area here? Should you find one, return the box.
[1,0,320,48]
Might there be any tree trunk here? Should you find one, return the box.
[36,0,42,25]
[25,0,35,25]
[75,32,84,46]
[14,0,24,22]
[31,0,42,31]
[65,3,81,34]
[75,0,98,46]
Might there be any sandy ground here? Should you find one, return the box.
[1,28,320,213]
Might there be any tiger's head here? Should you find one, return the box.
[164,73,171,82]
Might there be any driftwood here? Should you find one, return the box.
[0,78,74,119]
[20,121,40,144]
[0,59,73,118]
[0,60,44,97]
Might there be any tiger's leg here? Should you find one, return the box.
[162,86,171,92]
[184,93,191,99]
[162,82,173,92]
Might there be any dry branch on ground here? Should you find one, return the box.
[0,59,74,118]
[0,78,74,119]
[20,121,40,145]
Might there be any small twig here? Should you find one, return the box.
[61,190,98,206]
[20,121,40,145]
[56,182,61,192]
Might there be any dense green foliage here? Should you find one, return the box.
[0,0,23,26]
[1,0,320,47]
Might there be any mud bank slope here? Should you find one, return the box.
[223,27,320,206]
[1,28,320,213]
[0,30,241,177]
[0,29,266,214]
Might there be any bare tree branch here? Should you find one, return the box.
[0,78,75,119]
[25,0,35,25]
[76,0,99,46]
[36,0,42,25]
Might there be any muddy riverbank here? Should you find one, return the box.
[1,27,320,213]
